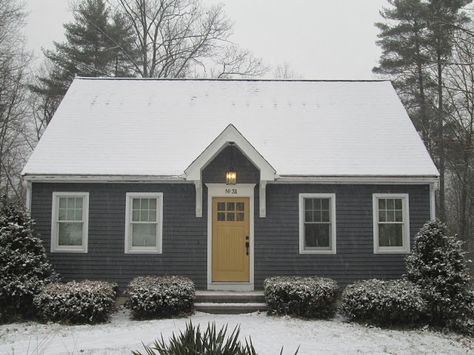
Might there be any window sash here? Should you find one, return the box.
[373,194,409,253]
[125,193,163,254]
[299,194,336,254]
[51,192,89,253]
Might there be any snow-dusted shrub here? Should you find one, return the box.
[340,279,426,326]
[0,199,58,323]
[126,276,195,319]
[34,280,117,324]
[133,322,260,355]
[406,220,474,334]
[264,276,338,319]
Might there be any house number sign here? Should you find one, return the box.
[225,188,238,195]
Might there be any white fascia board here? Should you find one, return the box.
[185,124,276,181]
[23,174,187,183]
[274,175,439,185]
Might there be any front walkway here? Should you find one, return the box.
[0,308,472,355]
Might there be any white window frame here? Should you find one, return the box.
[124,192,163,254]
[373,193,410,254]
[51,192,89,253]
[299,193,336,254]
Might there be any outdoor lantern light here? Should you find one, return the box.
[225,170,237,185]
[225,143,237,185]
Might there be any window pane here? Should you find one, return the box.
[304,223,330,248]
[140,198,149,209]
[149,199,157,210]
[132,198,140,209]
[59,197,67,208]
[237,212,244,221]
[131,223,157,247]
[140,210,149,221]
[217,202,225,211]
[379,224,403,247]
[395,199,402,210]
[305,198,313,211]
[227,202,235,211]
[217,212,225,221]
[321,210,330,222]
[132,210,140,221]
[58,222,83,246]
[73,209,82,220]
[227,212,235,221]
[148,209,157,222]
[387,199,395,210]
[379,199,386,210]
[379,210,386,222]
[58,208,67,221]
[321,198,329,210]
[236,202,244,211]
[395,210,403,222]
[305,211,313,222]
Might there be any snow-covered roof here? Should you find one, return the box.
[22,78,438,179]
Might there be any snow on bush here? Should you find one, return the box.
[340,279,426,326]
[264,276,339,319]
[405,220,474,334]
[126,276,195,319]
[0,199,58,323]
[34,280,117,324]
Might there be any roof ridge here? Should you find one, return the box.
[74,76,389,83]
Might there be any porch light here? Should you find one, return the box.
[225,170,237,185]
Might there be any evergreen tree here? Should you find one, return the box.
[406,220,474,333]
[30,0,137,118]
[374,0,471,221]
[0,198,58,323]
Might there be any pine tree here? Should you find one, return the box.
[406,220,474,333]
[30,0,137,119]
[0,198,58,323]
[374,0,471,221]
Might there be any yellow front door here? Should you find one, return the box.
[212,197,250,282]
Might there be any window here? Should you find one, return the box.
[299,193,336,254]
[51,192,89,253]
[125,192,163,254]
[373,193,410,254]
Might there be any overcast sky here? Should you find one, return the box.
[24,0,387,79]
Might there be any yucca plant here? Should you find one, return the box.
[133,321,299,355]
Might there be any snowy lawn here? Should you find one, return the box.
[0,308,472,355]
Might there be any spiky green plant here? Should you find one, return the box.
[133,321,299,355]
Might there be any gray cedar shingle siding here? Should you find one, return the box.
[30,149,431,289]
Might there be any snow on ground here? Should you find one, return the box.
[0,308,472,355]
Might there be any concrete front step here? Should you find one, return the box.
[195,291,267,314]
[195,291,265,304]
[195,302,267,314]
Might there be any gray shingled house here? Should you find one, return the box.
[22,78,439,291]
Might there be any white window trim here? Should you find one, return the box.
[373,193,410,254]
[51,192,89,253]
[124,192,163,254]
[299,193,337,254]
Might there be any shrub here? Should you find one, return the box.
[126,276,195,319]
[133,322,260,355]
[34,280,117,324]
[264,276,338,319]
[405,220,474,334]
[0,199,58,323]
[340,279,427,326]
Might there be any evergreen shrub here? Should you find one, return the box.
[264,276,338,319]
[126,276,195,319]
[340,279,426,326]
[34,280,117,324]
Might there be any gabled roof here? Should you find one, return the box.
[22,78,439,179]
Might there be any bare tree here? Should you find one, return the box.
[443,26,474,252]
[273,62,300,79]
[0,0,30,201]
[114,0,266,78]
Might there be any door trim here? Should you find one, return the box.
[206,183,255,291]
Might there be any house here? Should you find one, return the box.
[22,78,439,291]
